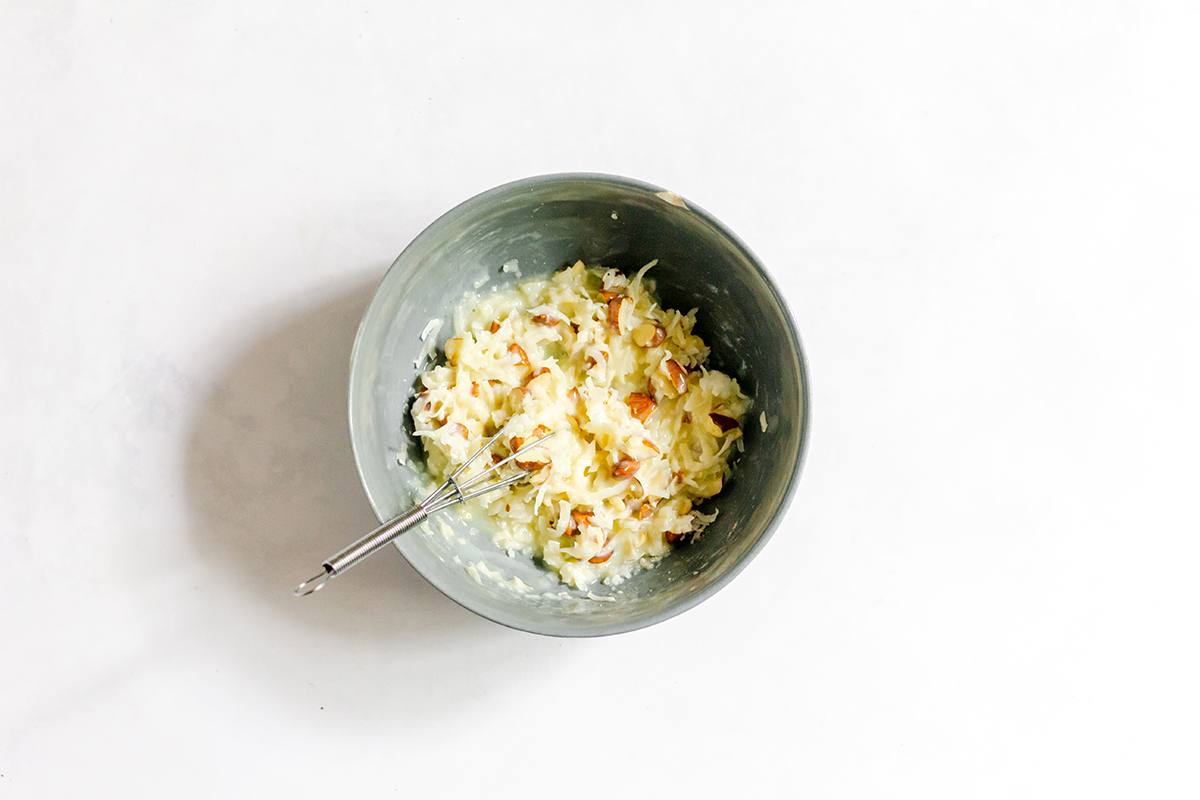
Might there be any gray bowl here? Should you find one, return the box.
[348,173,810,636]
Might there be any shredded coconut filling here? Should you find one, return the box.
[411,260,750,589]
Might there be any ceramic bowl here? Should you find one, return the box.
[348,173,810,636]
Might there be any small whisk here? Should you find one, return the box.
[294,426,555,597]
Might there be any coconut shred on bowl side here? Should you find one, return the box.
[411,260,750,589]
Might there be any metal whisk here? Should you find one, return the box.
[294,426,555,597]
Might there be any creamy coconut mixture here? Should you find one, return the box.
[411,260,749,588]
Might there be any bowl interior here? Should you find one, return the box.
[349,174,808,636]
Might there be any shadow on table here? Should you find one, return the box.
[183,274,578,724]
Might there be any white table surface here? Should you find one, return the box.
[3,2,1198,796]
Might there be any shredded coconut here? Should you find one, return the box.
[420,318,442,342]
[411,261,749,588]
[413,318,442,368]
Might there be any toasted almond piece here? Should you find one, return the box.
[587,352,610,369]
[524,366,550,386]
[626,392,657,423]
[632,322,666,348]
[567,387,580,404]
[638,501,655,520]
[444,337,463,364]
[566,509,594,536]
[491,452,503,463]
[507,343,530,367]
[589,544,613,564]
[613,457,640,477]
[515,454,550,471]
[446,422,468,438]
[470,381,480,397]
[709,413,739,433]
[665,359,688,394]
[641,438,660,454]
[530,313,558,327]
[599,290,621,302]
[607,296,632,334]
[489,320,501,334]
[665,532,684,544]
[511,427,551,457]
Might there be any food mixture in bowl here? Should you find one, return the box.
[411,261,749,588]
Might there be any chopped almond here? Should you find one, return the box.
[470,381,480,397]
[489,320,501,334]
[626,392,657,422]
[446,422,467,438]
[607,296,632,334]
[613,457,640,477]
[599,290,621,302]
[530,313,558,327]
[665,532,683,544]
[709,413,739,433]
[524,366,550,385]
[638,501,655,520]
[515,454,549,471]
[642,438,660,453]
[633,322,666,348]
[507,343,530,367]
[531,424,551,440]
[665,359,688,394]
[566,509,594,536]
[589,545,613,564]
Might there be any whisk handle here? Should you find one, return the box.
[324,505,429,576]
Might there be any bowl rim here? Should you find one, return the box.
[347,171,812,637]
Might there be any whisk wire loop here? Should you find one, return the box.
[294,425,554,597]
